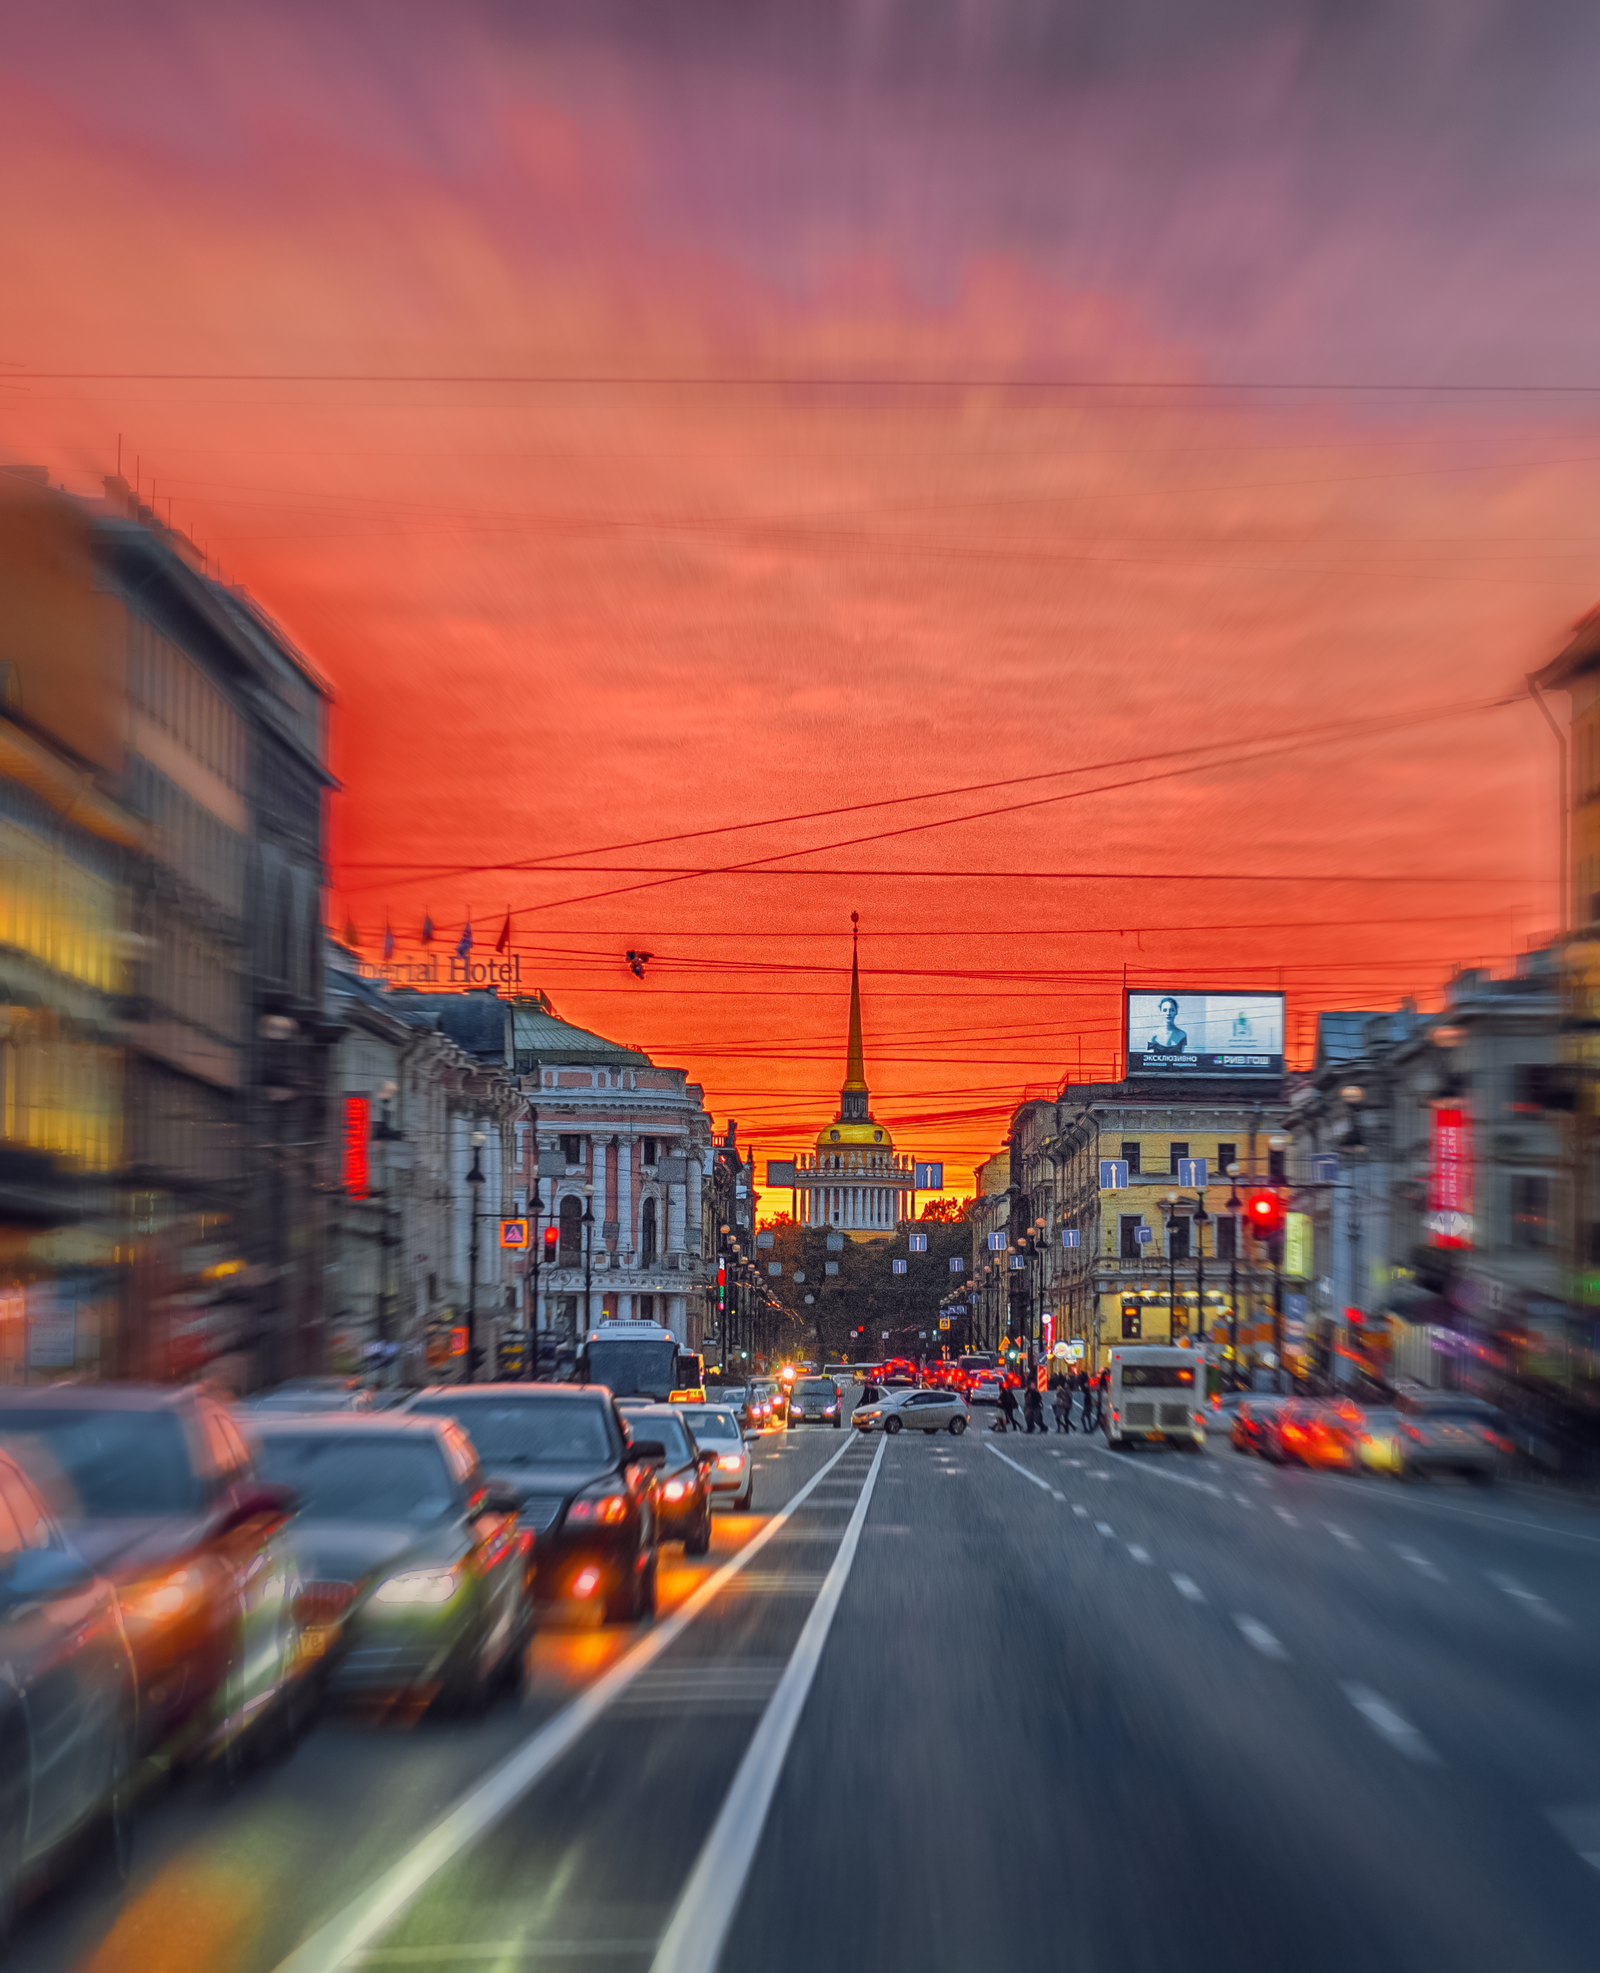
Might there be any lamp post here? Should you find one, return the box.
[1226,1163,1243,1386]
[1194,1187,1210,1348]
[526,1176,543,1380]
[373,1079,402,1386]
[1160,1192,1180,1339]
[581,1182,596,1341]
[1269,1132,1290,1388]
[466,1129,487,1383]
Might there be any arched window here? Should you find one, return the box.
[559,1194,583,1264]
[641,1196,658,1267]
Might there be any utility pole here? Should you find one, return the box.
[466,1129,487,1382]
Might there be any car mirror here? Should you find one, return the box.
[218,1482,298,1536]
[625,1439,667,1465]
[0,1547,95,1602]
[471,1480,522,1518]
[694,1448,717,1468]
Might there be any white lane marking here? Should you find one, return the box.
[1091,1471,1114,1481]
[1072,1504,1089,1519]
[1171,1574,1204,1602]
[1546,1804,1600,1874]
[1127,1545,1150,1564]
[1342,1683,1438,1763]
[1274,1506,1298,1526]
[1050,1490,1066,1500]
[1490,1571,1561,1622]
[649,1438,886,1973]
[1095,1521,1115,1538]
[986,1444,1054,1491]
[1326,1522,1361,1550]
[1234,1615,1288,1661]
[268,1433,865,1973]
[1234,1494,1253,1508]
[1067,1459,1085,1468]
[1393,1544,1445,1582]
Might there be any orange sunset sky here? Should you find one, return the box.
[5,1,1600,1197]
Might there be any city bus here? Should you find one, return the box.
[579,1321,705,1402]
[1104,1344,1207,1451]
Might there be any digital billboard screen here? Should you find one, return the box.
[1125,992,1285,1076]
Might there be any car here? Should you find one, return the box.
[788,1377,843,1428]
[674,1406,753,1511]
[251,1414,532,1712]
[0,1384,303,1772]
[403,1384,661,1624]
[1394,1393,1507,1483]
[1229,1393,1291,1458]
[1352,1405,1405,1475]
[245,1377,373,1414]
[854,1386,970,1436]
[622,1407,713,1554]
[967,1375,1003,1409]
[752,1380,787,1426]
[0,1445,139,1942]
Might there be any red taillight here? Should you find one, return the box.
[572,1567,601,1598]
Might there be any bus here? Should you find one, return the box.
[579,1321,705,1402]
[1105,1344,1207,1451]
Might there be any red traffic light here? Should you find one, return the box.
[542,1224,559,1255]
[1246,1189,1286,1235]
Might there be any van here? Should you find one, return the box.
[1106,1345,1206,1450]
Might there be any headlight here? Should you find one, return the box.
[125,1565,205,1624]
[823,1407,837,1416]
[567,1491,629,1524]
[373,1569,458,1606]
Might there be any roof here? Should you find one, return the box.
[409,1382,606,1401]
[1313,1011,1385,1072]
[511,1004,651,1068]
[249,1413,447,1437]
[1532,604,1600,690]
[384,991,509,1062]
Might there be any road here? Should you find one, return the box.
[14,1402,1600,1972]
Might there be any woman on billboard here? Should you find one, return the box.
[1147,996,1188,1055]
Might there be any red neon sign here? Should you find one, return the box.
[1428,1105,1473,1248]
[343,1094,371,1198]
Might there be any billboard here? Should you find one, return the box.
[1125,992,1285,1076]
[1427,1105,1474,1247]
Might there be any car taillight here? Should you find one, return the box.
[567,1492,629,1524]
[662,1479,688,1501]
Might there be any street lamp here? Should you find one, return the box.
[1226,1162,1243,1385]
[1268,1134,1290,1384]
[581,1182,596,1342]
[466,1130,487,1382]
[1160,1191,1180,1338]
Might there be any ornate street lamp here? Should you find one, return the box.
[466,1130,487,1382]
[581,1181,596,1341]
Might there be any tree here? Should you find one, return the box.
[919,1197,971,1224]
[752,1213,973,1363]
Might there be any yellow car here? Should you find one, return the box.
[1354,1405,1405,1475]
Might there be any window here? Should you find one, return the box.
[1168,1141,1189,1176]
[559,1194,584,1264]
[637,1294,655,1319]
[1511,1175,1551,1249]
[641,1136,658,1166]
[1120,1140,1141,1177]
[560,1135,583,1166]
[640,1196,658,1267]
[1268,1148,1287,1182]
[1119,1215,1144,1260]
[1215,1216,1237,1261]
[1167,1216,1191,1260]
[1121,1305,1142,1339]
[1216,1142,1237,1174]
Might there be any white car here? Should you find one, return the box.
[676,1405,753,1510]
[854,1387,971,1436]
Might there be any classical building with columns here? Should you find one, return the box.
[773,926,916,1239]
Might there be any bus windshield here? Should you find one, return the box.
[584,1337,679,1400]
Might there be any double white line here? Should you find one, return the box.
[273,1432,882,1973]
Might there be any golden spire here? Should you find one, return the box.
[841,911,868,1114]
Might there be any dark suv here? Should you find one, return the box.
[405,1384,662,1624]
[0,1385,302,1769]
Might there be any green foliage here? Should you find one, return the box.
[756,1216,971,1361]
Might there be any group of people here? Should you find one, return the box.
[993,1367,1108,1436]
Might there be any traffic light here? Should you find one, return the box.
[1246,1189,1286,1239]
[717,1258,727,1315]
[496,1334,527,1379]
[542,1224,559,1260]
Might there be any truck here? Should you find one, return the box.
[578,1320,705,1401]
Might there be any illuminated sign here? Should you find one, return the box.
[1284,1212,1313,1279]
[1428,1106,1474,1247]
[499,1219,529,1249]
[343,1095,370,1198]
[1125,992,1285,1076]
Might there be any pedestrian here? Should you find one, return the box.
[1052,1383,1070,1434]
[998,1380,1021,1433]
[1023,1384,1045,1434]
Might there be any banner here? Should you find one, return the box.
[1125,991,1285,1076]
[1428,1106,1474,1247]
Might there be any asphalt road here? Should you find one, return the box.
[14,1401,1600,1973]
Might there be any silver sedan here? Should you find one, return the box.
[855,1387,970,1437]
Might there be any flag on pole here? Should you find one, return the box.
[496,912,511,954]
[343,916,359,948]
[421,913,434,946]
[457,917,473,961]
[383,918,395,961]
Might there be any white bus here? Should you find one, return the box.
[1104,1345,1207,1451]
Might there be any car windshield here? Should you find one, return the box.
[633,1415,693,1461]
[795,1381,835,1397]
[256,1436,455,1523]
[678,1409,740,1443]
[410,1396,614,1465]
[0,1409,202,1518]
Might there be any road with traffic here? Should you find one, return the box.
[12,1397,1600,1973]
